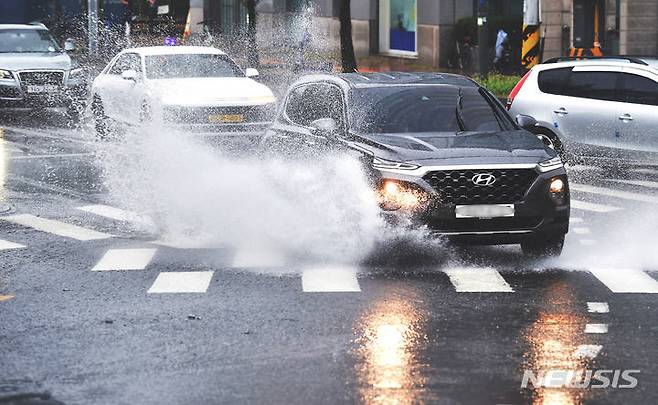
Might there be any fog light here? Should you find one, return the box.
[550,178,565,193]
[379,180,426,211]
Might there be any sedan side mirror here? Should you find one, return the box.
[245,68,259,78]
[516,114,538,130]
[121,69,138,82]
[63,38,77,52]
[310,118,339,137]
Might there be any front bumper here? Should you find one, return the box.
[0,83,86,108]
[379,164,570,245]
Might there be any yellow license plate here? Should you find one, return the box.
[208,114,244,123]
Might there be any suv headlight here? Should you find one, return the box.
[0,69,13,80]
[372,156,420,171]
[538,156,563,172]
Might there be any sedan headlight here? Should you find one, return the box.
[0,69,13,80]
[538,156,563,172]
[68,67,85,80]
[372,156,420,171]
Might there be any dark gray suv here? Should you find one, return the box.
[0,23,86,120]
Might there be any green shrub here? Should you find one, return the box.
[472,73,523,98]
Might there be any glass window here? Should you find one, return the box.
[285,83,345,127]
[564,71,621,101]
[145,54,242,79]
[0,29,60,53]
[538,67,572,95]
[379,0,417,55]
[109,54,140,75]
[621,73,658,106]
[349,86,505,134]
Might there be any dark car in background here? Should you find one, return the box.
[263,72,570,257]
[0,23,87,121]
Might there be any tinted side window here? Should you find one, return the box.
[621,73,658,106]
[565,71,621,101]
[109,54,141,74]
[285,83,344,127]
[538,67,572,95]
[461,89,504,132]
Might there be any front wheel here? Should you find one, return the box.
[521,235,565,259]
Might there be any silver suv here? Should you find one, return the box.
[0,23,86,120]
[507,57,658,166]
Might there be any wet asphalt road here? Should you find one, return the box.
[1,111,657,405]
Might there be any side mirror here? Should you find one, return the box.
[310,118,339,137]
[63,38,77,52]
[121,69,138,82]
[245,68,259,78]
[516,114,538,130]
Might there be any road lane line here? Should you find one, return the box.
[572,227,591,235]
[301,266,361,292]
[77,204,153,227]
[92,248,157,271]
[585,323,608,334]
[590,268,658,293]
[571,184,658,204]
[574,344,603,359]
[1,214,112,241]
[608,178,658,189]
[0,295,15,302]
[587,302,609,313]
[443,267,514,293]
[0,239,26,251]
[571,199,621,213]
[11,153,93,160]
[632,168,658,176]
[147,271,214,294]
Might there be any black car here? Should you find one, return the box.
[263,72,570,257]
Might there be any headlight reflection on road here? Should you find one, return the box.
[354,296,430,404]
[0,127,8,203]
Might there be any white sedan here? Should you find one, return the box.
[90,46,276,137]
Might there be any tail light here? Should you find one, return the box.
[506,69,532,110]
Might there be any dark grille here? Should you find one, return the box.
[18,71,64,85]
[163,105,276,124]
[427,216,542,232]
[423,168,538,205]
[0,85,21,98]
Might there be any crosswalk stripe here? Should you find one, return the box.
[574,344,603,358]
[0,239,26,250]
[590,268,658,293]
[572,227,590,235]
[571,183,658,204]
[1,214,112,241]
[585,323,608,334]
[571,199,621,213]
[147,271,214,293]
[587,302,609,313]
[579,239,598,246]
[608,178,658,189]
[92,248,157,271]
[302,266,361,292]
[232,246,286,268]
[443,267,514,293]
[77,204,153,227]
[632,168,658,176]
[569,217,584,224]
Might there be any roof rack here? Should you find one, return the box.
[542,56,649,66]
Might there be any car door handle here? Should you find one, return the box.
[618,114,634,121]
[553,108,568,115]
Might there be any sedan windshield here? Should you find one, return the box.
[145,54,243,79]
[0,29,60,53]
[349,85,512,134]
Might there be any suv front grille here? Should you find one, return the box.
[423,168,538,205]
[18,71,64,86]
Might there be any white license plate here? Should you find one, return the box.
[455,204,515,219]
[27,85,58,93]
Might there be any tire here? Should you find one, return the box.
[521,235,565,258]
[91,96,109,140]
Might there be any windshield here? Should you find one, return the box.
[349,85,512,134]
[0,29,60,53]
[145,54,243,79]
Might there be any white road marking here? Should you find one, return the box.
[147,271,214,293]
[11,153,93,160]
[608,178,658,189]
[579,239,598,246]
[1,214,112,241]
[590,268,658,293]
[232,246,286,268]
[92,248,157,271]
[301,265,361,292]
[571,199,621,213]
[443,267,514,293]
[585,323,608,334]
[572,227,591,235]
[587,302,609,313]
[77,204,153,227]
[571,183,658,204]
[632,168,658,176]
[569,217,584,224]
[574,344,603,359]
[0,239,26,251]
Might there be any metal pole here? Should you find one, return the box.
[88,0,98,56]
[522,0,541,69]
[477,0,489,75]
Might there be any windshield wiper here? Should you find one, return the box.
[455,88,466,132]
